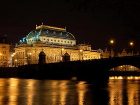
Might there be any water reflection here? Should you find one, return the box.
[77,82,87,105]
[0,77,139,105]
[108,77,140,105]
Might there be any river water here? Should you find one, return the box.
[0,76,139,105]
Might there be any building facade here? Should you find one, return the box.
[13,24,101,66]
[0,43,10,67]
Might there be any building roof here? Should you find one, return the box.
[26,25,75,40]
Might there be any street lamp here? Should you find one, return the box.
[79,49,83,60]
[129,41,134,46]
[109,39,115,57]
[129,41,134,56]
[15,59,17,67]
[61,48,64,61]
[27,52,32,64]
[11,53,15,67]
[110,39,114,45]
[0,53,2,67]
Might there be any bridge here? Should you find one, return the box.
[16,55,139,84]
[0,55,140,86]
[83,55,140,72]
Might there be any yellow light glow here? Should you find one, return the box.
[80,49,83,52]
[61,48,64,51]
[77,81,87,105]
[29,53,32,55]
[26,80,35,105]
[110,39,114,44]
[129,41,134,46]
[110,76,140,80]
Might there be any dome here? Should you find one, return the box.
[26,25,75,40]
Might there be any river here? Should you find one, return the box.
[0,76,139,105]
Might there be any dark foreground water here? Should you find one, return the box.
[0,76,139,105]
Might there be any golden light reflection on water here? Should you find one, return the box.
[77,81,87,105]
[109,78,140,105]
[0,79,8,105]
[110,76,140,80]
[8,78,19,105]
[26,79,36,105]
[60,82,68,105]
[0,78,139,105]
[109,79,123,105]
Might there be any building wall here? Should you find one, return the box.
[13,44,101,66]
[0,44,10,67]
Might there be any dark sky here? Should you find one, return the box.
[0,0,140,51]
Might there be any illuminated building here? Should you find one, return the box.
[0,43,10,67]
[13,24,101,66]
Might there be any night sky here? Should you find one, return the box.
[0,0,140,51]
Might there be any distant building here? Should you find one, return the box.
[101,48,110,58]
[13,24,101,66]
[100,48,140,71]
[0,43,10,67]
[101,48,139,58]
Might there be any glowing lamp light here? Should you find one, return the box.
[11,53,15,57]
[110,39,114,44]
[62,48,64,51]
[129,41,134,46]
[80,49,83,52]
[28,53,32,55]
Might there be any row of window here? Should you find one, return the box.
[0,51,7,54]
[27,38,74,45]
[17,52,24,55]
[42,38,73,44]
[0,56,7,60]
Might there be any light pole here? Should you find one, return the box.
[129,41,134,56]
[27,52,32,64]
[0,53,2,67]
[109,39,115,58]
[15,59,17,67]
[79,49,83,60]
[11,53,15,67]
[29,52,32,64]
[61,48,64,61]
